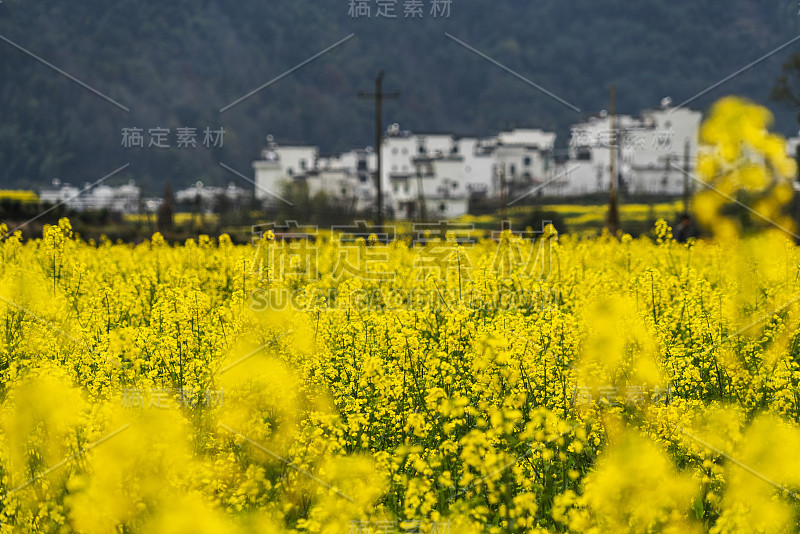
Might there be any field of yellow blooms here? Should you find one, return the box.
[2,96,800,534]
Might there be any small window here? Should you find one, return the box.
[439,203,446,212]
[523,156,531,166]
[287,168,294,176]
[404,185,409,193]
[393,185,399,193]
[392,147,399,155]
[300,159,307,170]
[402,147,409,155]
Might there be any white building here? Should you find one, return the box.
[559,102,702,196]
[383,128,470,219]
[39,179,81,209]
[252,136,379,213]
[383,126,504,219]
[249,103,702,220]
[315,148,377,212]
[786,135,800,160]
[39,178,141,213]
[455,136,494,198]
[253,136,319,206]
[491,128,561,200]
[175,181,250,212]
[382,127,417,211]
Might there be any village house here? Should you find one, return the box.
[39,178,141,213]
[251,101,704,220]
[174,181,250,213]
[560,101,702,196]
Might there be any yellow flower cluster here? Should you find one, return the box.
[0,190,39,204]
[1,210,800,533]
[1,97,800,532]
[694,96,797,240]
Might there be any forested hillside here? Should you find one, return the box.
[1,0,799,193]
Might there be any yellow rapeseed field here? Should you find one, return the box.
[2,97,800,533]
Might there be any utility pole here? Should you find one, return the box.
[499,164,507,221]
[415,161,427,222]
[663,154,672,196]
[606,85,620,234]
[683,138,690,214]
[358,70,399,231]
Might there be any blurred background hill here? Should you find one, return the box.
[1,0,799,194]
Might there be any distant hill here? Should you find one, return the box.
[1,0,799,194]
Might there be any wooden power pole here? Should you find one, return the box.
[683,138,691,214]
[358,70,399,231]
[416,163,428,222]
[606,85,620,234]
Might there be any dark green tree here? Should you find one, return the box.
[772,52,800,125]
